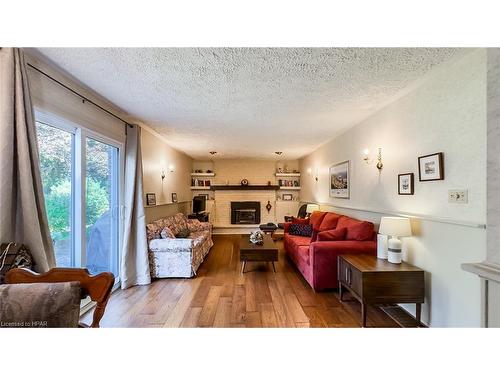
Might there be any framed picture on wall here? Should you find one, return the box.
[282,193,293,201]
[171,192,178,203]
[398,173,414,195]
[329,160,350,199]
[146,193,156,206]
[418,152,444,181]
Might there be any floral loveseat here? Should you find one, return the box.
[146,213,213,278]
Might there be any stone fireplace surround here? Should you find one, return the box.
[213,190,277,228]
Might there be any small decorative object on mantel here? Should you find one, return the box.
[249,230,264,245]
[267,180,271,186]
[241,179,249,186]
[418,152,444,181]
[266,200,272,212]
[194,169,203,173]
[206,169,213,173]
[398,173,414,195]
[171,192,178,203]
[146,193,156,206]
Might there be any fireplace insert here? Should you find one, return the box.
[231,201,261,224]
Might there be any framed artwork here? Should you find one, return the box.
[398,173,414,195]
[329,161,350,199]
[282,193,293,201]
[171,192,178,203]
[146,193,156,206]
[418,152,444,181]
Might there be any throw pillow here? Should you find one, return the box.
[318,212,342,232]
[292,217,310,225]
[160,226,176,239]
[288,223,313,237]
[309,211,328,231]
[317,227,347,241]
[175,228,191,238]
[345,221,374,241]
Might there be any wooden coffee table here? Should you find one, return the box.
[239,234,278,274]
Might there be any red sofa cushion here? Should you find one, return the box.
[337,216,374,241]
[292,217,310,225]
[318,212,342,232]
[309,211,328,231]
[317,227,347,241]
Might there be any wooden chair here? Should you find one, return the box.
[5,267,114,328]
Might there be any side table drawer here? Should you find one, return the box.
[338,257,362,297]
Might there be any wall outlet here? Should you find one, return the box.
[448,189,468,203]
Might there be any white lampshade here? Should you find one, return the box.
[379,217,412,237]
[306,204,319,214]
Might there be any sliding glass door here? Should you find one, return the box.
[36,114,122,280]
[36,121,75,267]
[85,138,119,275]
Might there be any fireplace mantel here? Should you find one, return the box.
[210,185,280,191]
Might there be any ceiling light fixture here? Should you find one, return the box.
[275,151,283,155]
[209,151,217,155]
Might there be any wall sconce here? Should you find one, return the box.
[168,164,175,173]
[363,148,383,172]
[161,169,166,180]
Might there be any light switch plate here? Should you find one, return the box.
[448,189,468,203]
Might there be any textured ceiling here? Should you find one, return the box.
[35,48,464,159]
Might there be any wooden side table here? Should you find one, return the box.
[338,254,425,327]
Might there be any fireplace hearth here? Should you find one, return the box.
[231,201,261,224]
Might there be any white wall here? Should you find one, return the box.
[141,127,193,223]
[300,49,487,327]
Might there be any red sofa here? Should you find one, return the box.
[283,211,377,291]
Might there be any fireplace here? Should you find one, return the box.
[231,201,261,224]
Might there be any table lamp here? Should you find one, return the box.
[378,217,412,264]
[306,203,319,216]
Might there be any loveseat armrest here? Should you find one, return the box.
[149,238,193,253]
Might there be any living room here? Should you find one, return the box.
[1,1,499,373]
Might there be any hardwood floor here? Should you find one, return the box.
[82,234,399,328]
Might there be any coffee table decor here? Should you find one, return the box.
[249,230,264,245]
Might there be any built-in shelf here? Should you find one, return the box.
[275,173,301,177]
[191,186,212,190]
[279,186,301,190]
[191,172,215,177]
[210,185,280,191]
